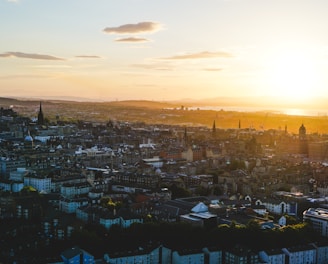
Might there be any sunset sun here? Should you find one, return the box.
[266,49,321,101]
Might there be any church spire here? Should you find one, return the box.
[184,126,188,147]
[37,101,44,125]
[212,120,216,133]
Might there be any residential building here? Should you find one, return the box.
[0,179,23,192]
[51,175,86,193]
[172,249,205,264]
[180,202,217,229]
[60,181,92,198]
[99,213,120,230]
[61,247,95,264]
[24,174,51,193]
[303,208,328,237]
[259,249,285,264]
[104,245,168,264]
[203,247,223,264]
[254,198,297,216]
[282,245,316,264]
[59,197,89,214]
[225,247,258,264]
[119,209,143,228]
[9,167,29,181]
[312,242,328,264]
[0,157,26,179]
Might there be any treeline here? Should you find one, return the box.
[63,220,326,257]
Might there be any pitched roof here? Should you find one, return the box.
[61,247,82,259]
[191,202,208,213]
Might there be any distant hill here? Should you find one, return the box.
[103,100,181,109]
[2,97,328,134]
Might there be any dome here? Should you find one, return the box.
[24,135,33,142]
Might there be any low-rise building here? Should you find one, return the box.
[59,197,89,214]
[172,248,205,264]
[0,179,24,192]
[225,247,258,264]
[282,245,316,264]
[254,198,297,216]
[0,157,26,179]
[180,202,217,229]
[61,246,95,264]
[259,248,285,264]
[303,208,328,237]
[24,174,51,193]
[203,247,223,264]
[104,245,171,264]
[119,209,143,228]
[60,181,92,198]
[312,242,328,264]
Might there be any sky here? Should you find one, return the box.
[1,0,328,103]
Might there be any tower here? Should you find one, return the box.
[184,126,188,147]
[299,123,306,141]
[299,123,308,155]
[24,130,34,150]
[37,102,44,126]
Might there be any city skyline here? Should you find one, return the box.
[1,0,328,103]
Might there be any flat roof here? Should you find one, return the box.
[304,208,328,220]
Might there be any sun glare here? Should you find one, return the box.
[266,49,320,101]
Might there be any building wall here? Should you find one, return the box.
[282,248,316,264]
[172,251,205,264]
[316,244,328,264]
[99,217,120,230]
[23,176,51,193]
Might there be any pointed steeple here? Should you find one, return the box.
[212,120,216,133]
[184,126,188,147]
[37,101,44,125]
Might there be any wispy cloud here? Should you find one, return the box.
[0,74,48,80]
[160,51,233,60]
[115,37,150,43]
[132,63,173,71]
[75,55,101,59]
[7,0,19,3]
[31,65,72,69]
[103,21,163,35]
[0,51,64,60]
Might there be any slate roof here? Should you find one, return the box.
[191,202,208,213]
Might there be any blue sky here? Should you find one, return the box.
[1,0,328,102]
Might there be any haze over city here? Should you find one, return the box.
[1,0,328,106]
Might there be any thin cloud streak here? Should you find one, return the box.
[160,51,233,60]
[0,74,49,79]
[132,63,173,71]
[0,52,64,60]
[30,65,72,69]
[115,37,150,43]
[103,21,163,35]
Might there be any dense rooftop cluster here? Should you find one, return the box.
[1,104,328,263]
